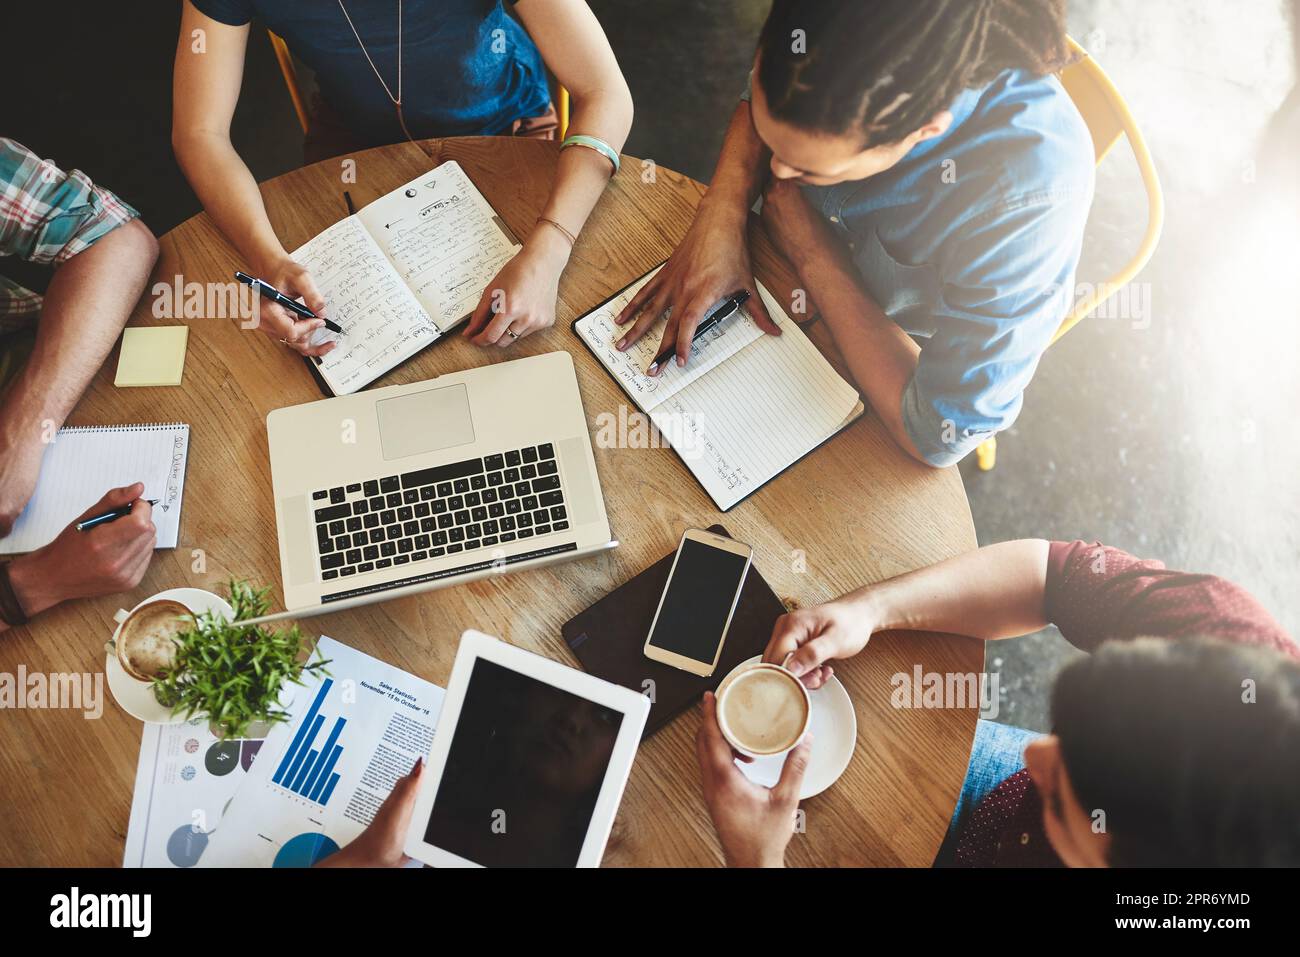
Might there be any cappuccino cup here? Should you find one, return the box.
[110,599,191,682]
[715,659,811,759]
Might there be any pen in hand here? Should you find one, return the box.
[234,271,344,335]
[76,500,159,533]
[647,290,751,375]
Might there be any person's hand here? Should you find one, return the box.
[463,229,569,347]
[696,691,809,867]
[5,483,155,619]
[318,758,423,868]
[0,432,45,536]
[763,597,878,690]
[758,177,842,277]
[613,201,780,376]
[249,256,335,357]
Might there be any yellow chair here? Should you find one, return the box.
[975,36,1164,471]
[268,32,310,134]
[267,31,569,139]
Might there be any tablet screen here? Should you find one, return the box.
[423,658,626,866]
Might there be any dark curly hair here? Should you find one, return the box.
[756,0,1075,146]
[1052,636,1300,867]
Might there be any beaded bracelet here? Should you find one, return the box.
[561,134,620,174]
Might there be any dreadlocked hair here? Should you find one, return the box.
[756,0,1075,146]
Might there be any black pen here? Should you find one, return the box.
[647,290,752,374]
[344,190,357,215]
[76,500,159,533]
[234,271,344,334]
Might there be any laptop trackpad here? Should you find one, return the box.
[376,383,475,460]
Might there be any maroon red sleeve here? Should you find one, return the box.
[1044,540,1297,658]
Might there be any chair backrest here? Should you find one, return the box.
[1051,36,1164,343]
[268,31,310,134]
[268,31,569,140]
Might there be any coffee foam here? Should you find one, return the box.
[721,667,808,754]
[119,601,188,680]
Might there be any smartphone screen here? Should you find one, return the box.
[647,538,751,666]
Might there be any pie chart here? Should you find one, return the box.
[272,832,341,868]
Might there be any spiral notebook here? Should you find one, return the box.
[573,265,865,511]
[0,423,190,554]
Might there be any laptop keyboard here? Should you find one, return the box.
[309,442,570,581]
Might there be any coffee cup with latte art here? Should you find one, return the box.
[110,599,191,682]
[715,659,811,759]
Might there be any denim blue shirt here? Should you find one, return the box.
[798,70,1095,465]
[193,0,551,143]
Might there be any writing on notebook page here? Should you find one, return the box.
[577,266,764,407]
[375,169,517,328]
[297,217,436,395]
[577,274,860,510]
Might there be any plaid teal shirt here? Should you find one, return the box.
[0,137,140,334]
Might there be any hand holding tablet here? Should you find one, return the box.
[404,630,650,868]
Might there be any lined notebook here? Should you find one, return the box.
[0,423,190,554]
[574,265,864,510]
[295,160,521,396]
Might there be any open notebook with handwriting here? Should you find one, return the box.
[574,265,865,511]
[294,160,521,396]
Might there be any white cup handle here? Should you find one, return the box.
[113,608,130,625]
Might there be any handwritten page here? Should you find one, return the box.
[578,275,862,511]
[573,265,766,410]
[0,424,189,553]
[358,160,520,331]
[292,161,521,396]
[296,216,438,396]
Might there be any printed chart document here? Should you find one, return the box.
[293,160,521,395]
[123,719,265,868]
[574,266,864,510]
[201,636,445,867]
[0,423,189,554]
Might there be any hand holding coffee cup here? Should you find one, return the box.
[695,690,812,868]
[764,600,876,690]
[714,655,812,760]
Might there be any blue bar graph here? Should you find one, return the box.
[273,678,332,785]
[319,772,341,805]
[272,677,348,807]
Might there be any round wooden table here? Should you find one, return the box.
[0,138,981,867]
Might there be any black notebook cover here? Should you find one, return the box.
[562,525,788,738]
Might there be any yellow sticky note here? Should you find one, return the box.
[114,326,189,387]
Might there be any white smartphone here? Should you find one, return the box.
[642,528,754,677]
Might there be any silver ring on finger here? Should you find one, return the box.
[506,327,519,341]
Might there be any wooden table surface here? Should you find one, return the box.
[0,138,980,867]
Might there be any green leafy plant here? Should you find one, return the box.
[151,580,330,739]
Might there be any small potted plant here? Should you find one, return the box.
[151,580,329,740]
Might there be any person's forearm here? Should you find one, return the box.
[1,550,66,631]
[173,131,288,271]
[532,89,632,261]
[792,242,927,463]
[845,539,1051,641]
[0,219,157,444]
[700,101,770,225]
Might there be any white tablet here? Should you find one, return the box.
[405,630,650,867]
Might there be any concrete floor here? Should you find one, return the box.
[5,1,1297,733]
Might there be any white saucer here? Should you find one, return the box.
[725,655,857,799]
[105,588,233,725]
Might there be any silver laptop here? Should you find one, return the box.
[267,351,615,617]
